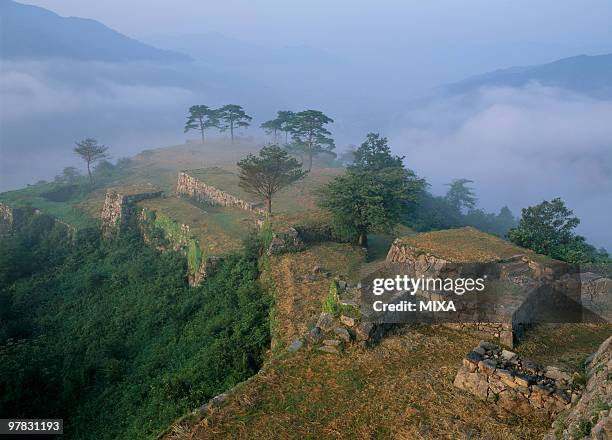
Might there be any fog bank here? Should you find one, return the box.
[392,84,612,250]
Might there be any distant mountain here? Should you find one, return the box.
[0,0,190,62]
[144,32,340,66]
[445,52,612,97]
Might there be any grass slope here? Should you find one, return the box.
[397,226,554,264]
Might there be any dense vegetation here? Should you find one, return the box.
[508,198,610,265]
[404,180,518,237]
[0,213,271,439]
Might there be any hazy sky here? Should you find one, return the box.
[19,1,612,63]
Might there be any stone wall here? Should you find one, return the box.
[100,189,162,234]
[580,272,612,322]
[266,221,340,256]
[176,171,265,215]
[267,227,305,255]
[0,203,46,236]
[136,207,220,287]
[454,341,577,417]
[384,239,584,347]
[0,202,14,235]
[545,335,612,440]
[191,256,222,287]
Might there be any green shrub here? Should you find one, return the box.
[322,281,360,319]
[570,418,592,439]
[322,281,341,316]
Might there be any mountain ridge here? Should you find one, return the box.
[0,0,191,62]
[444,52,612,97]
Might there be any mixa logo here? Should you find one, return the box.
[372,300,457,312]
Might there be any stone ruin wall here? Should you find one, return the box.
[0,202,14,235]
[190,256,222,287]
[385,240,585,347]
[100,189,163,233]
[386,240,522,345]
[176,172,266,215]
[454,341,577,417]
[0,203,73,237]
[0,203,32,235]
[544,335,611,440]
[580,272,612,322]
[99,186,231,287]
[454,337,612,438]
[135,206,220,287]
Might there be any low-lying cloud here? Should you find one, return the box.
[392,83,612,250]
[0,60,196,190]
[0,68,194,122]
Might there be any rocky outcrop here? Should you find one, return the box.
[545,335,612,440]
[266,221,342,256]
[454,341,578,417]
[100,189,162,234]
[176,172,265,215]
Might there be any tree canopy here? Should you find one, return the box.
[260,110,294,144]
[287,110,335,171]
[350,133,404,171]
[318,133,423,246]
[445,178,477,213]
[184,105,218,143]
[260,119,283,144]
[237,145,307,214]
[216,104,252,143]
[73,138,108,183]
[507,198,601,263]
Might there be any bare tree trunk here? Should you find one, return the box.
[230,123,234,143]
[87,161,92,183]
[266,197,272,214]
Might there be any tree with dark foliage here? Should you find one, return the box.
[319,133,424,246]
[508,198,599,263]
[350,133,404,171]
[217,104,252,143]
[237,145,307,214]
[287,110,334,171]
[184,105,218,143]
